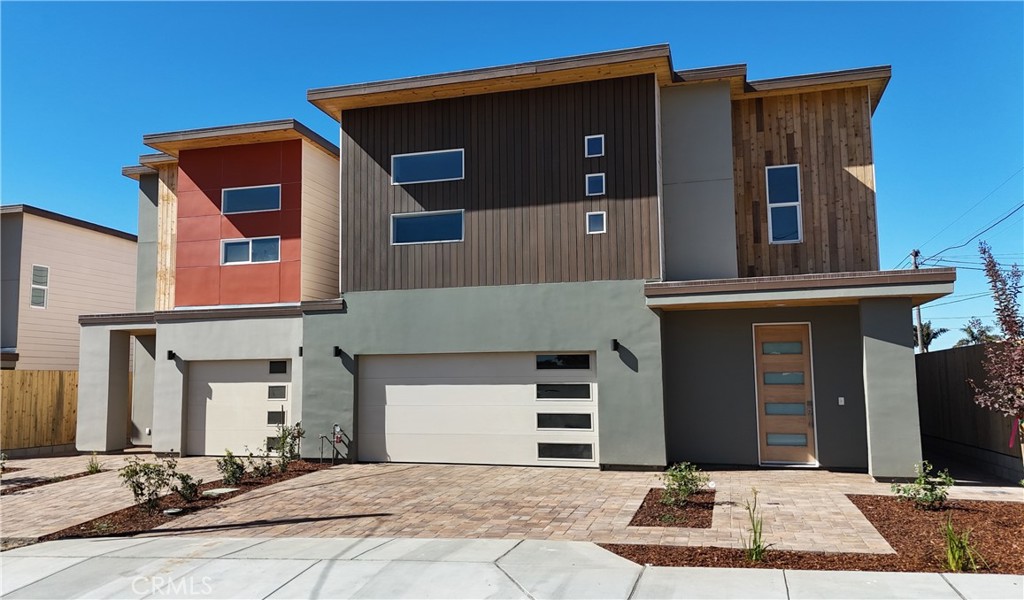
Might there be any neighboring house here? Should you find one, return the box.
[78,45,955,479]
[1,204,136,370]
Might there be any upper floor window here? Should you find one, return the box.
[222,185,281,214]
[586,211,606,235]
[30,265,48,308]
[584,134,604,158]
[766,165,802,244]
[391,149,464,185]
[585,173,606,197]
[222,236,280,265]
[392,209,464,245]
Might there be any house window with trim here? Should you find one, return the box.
[766,165,802,244]
[30,265,48,308]
[221,237,281,265]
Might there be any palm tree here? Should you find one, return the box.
[913,321,948,352]
[953,317,1002,347]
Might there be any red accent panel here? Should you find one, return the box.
[176,216,222,242]
[281,182,302,211]
[280,236,301,262]
[176,189,221,218]
[175,267,221,306]
[279,260,302,302]
[176,241,221,268]
[220,209,300,242]
[220,263,282,305]
[178,147,223,193]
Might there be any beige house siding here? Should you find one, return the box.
[300,141,341,300]
[15,213,137,370]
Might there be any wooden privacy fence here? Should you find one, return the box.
[1,370,78,451]
[916,344,1020,459]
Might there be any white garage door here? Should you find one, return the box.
[358,352,598,468]
[186,360,292,456]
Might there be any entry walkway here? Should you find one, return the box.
[2,537,1019,599]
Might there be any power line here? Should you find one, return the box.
[925,292,991,308]
[923,202,1024,262]
[916,166,1024,251]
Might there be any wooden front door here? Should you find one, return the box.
[754,324,816,464]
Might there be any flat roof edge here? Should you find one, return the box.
[142,119,339,157]
[1,204,137,242]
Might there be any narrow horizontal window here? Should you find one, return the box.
[391,149,464,185]
[536,383,591,400]
[766,433,807,447]
[762,341,802,355]
[221,237,280,265]
[536,354,590,370]
[764,372,804,385]
[267,411,286,426]
[766,165,802,244]
[268,385,287,399]
[586,211,606,235]
[222,185,281,214]
[586,173,606,196]
[30,265,48,309]
[537,413,592,429]
[584,134,604,158]
[538,443,593,460]
[392,210,464,245]
[764,403,806,416]
[269,360,288,374]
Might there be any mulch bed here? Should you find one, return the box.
[39,460,331,542]
[604,494,1024,574]
[628,488,715,528]
[1,471,101,495]
[1,467,25,474]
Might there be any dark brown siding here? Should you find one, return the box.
[340,74,660,292]
[733,87,880,277]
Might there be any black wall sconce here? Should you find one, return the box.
[333,346,343,357]
[298,346,303,357]
[167,350,177,361]
[610,339,620,352]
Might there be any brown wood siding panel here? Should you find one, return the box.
[339,74,659,292]
[733,87,880,277]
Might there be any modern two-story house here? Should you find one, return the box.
[78,45,955,478]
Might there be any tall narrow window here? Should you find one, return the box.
[30,265,48,308]
[766,165,802,244]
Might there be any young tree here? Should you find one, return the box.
[969,242,1024,470]
[953,317,1001,347]
[913,321,948,352]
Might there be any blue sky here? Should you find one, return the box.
[2,2,1021,348]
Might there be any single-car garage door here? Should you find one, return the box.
[186,359,292,456]
[358,352,598,468]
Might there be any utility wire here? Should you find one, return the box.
[923,202,1024,262]
[916,166,1024,251]
[926,292,991,308]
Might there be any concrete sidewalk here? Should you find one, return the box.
[1,537,1020,599]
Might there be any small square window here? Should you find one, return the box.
[585,173,605,197]
[268,385,287,399]
[267,410,286,426]
[269,361,288,374]
[586,211,606,235]
[584,134,604,158]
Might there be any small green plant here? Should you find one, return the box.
[741,488,773,562]
[942,516,984,572]
[0,451,7,471]
[270,422,305,472]
[118,456,173,511]
[244,447,275,479]
[216,450,246,485]
[170,472,203,503]
[87,453,103,474]
[660,462,710,507]
[891,461,955,510]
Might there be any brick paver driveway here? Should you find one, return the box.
[1,453,220,543]
[145,463,1019,553]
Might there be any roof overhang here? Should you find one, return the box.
[141,119,339,158]
[739,65,891,114]
[307,44,675,120]
[121,153,177,180]
[645,269,955,311]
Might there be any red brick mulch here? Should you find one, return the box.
[628,488,715,528]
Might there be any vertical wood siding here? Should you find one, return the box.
[0,370,78,449]
[340,74,660,292]
[732,87,880,277]
[155,165,178,310]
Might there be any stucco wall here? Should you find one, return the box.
[661,306,868,469]
[136,174,159,313]
[1,212,23,350]
[302,280,667,467]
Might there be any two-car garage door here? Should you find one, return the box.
[357,352,599,468]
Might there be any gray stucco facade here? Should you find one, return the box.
[301,280,667,467]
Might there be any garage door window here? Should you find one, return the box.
[537,413,592,430]
[536,354,590,370]
[538,443,593,460]
[536,383,591,400]
[269,361,288,374]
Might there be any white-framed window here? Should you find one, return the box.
[765,164,802,244]
[222,184,281,214]
[221,236,281,265]
[585,173,606,197]
[30,265,48,309]
[391,209,465,245]
[391,149,465,185]
[586,211,606,235]
[584,134,605,158]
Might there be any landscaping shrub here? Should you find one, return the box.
[270,422,305,473]
[660,462,710,507]
[216,450,246,485]
[244,447,275,479]
[942,516,984,572]
[742,488,773,562]
[87,453,103,474]
[0,452,7,471]
[118,456,173,511]
[891,461,955,510]
[170,472,203,503]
